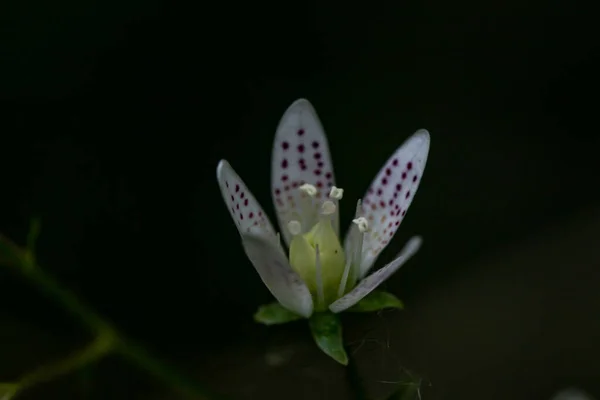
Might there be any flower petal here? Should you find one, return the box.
[217,159,276,237]
[242,230,314,318]
[329,236,422,313]
[271,99,337,246]
[347,129,430,278]
[551,389,594,400]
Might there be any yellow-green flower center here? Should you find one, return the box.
[289,217,346,310]
[284,184,370,311]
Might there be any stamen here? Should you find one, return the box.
[350,199,366,286]
[287,220,302,236]
[338,199,365,297]
[321,200,337,215]
[329,186,344,200]
[315,244,325,306]
[352,222,365,281]
[329,186,343,235]
[298,184,318,231]
[337,257,352,298]
[354,198,362,217]
[299,183,317,197]
[352,217,369,232]
[275,232,281,247]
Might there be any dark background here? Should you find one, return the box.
[1,1,600,399]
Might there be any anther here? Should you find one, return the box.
[299,183,317,197]
[321,200,337,215]
[329,186,344,200]
[352,217,369,232]
[287,220,302,235]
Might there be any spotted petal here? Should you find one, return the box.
[271,99,337,246]
[346,130,430,278]
[329,236,422,313]
[242,231,314,317]
[217,160,276,237]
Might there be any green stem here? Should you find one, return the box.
[0,234,218,400]
[12,331,115,399]
[345,346,369,400]
[19,253,114,335]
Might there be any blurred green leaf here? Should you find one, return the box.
[347,290,404,312]
[309,312,348,365]
[0,382,19,400]
[0,234,23,267]
[254,302,303,325]
[26,218,41,253]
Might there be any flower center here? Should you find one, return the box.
[287,184,369,310]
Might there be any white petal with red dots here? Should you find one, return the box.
[217,160,276,237]
[242,230,314,317]
[271,99,337,246]
[329,236,422,313]
[346,130,430,278]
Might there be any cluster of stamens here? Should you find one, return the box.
[286,184,364,236]
[285,183,371,302]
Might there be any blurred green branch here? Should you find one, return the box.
[1,330,115,399]
[0,219,217,400]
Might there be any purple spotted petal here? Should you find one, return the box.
[271,99,337,246]
[217,160,276,237]
[345,130,430,278]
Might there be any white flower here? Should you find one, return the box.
[216,99,430,318]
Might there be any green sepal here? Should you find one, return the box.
[308,311,348,365]
[253,302,303,325]
[346,290,404,312]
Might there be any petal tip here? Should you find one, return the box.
[409,235,423,247]
[552,389,595,400]
[289,97,311,108]
[415,128,430,139]
[410,129,431,149]
[216,159,229,180]
[405,235,423,256]
[284,98,316,117]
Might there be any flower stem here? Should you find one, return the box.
[0,233,218,399]
[345,345,368,400]
[9,330,115,399]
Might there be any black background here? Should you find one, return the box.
[1,1,600,399]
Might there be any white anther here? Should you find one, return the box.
[287,220,302,236]
[321,200,337,215]
[299,183,317,197]
[352,217,369,233]
[329,186,344,200]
